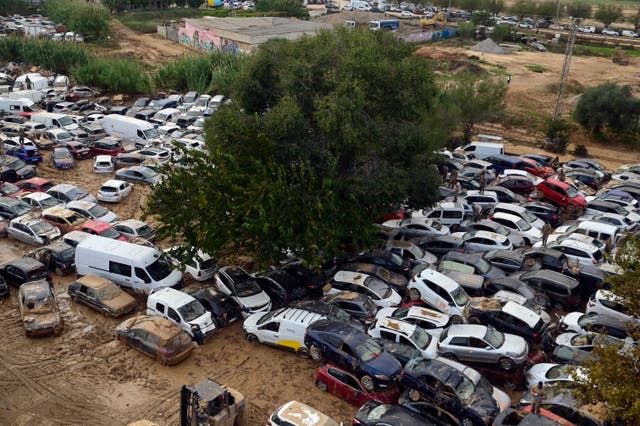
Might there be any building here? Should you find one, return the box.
[178,17,334,54]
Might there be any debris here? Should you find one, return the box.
[470,38,508,55]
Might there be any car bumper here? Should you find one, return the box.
[25,322,63,338]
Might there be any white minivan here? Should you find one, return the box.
[101,114,161,148]
[75,235,183,293]
[147,287,216,344]
[455,142,504,160]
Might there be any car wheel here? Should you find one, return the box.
[408,288,421,301]
[503,380,518,391]
[450,315,463,325]
[309,345,322,362]
[462,418,474,426]
[467,316,481,324]
[499,357,515,372]
[361,375,374,391]
[442,352,458,361]
[408,388,421,402]
[246,333,258,344]
[298,348,309,358]
[316,380,328,392]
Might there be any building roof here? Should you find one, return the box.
[184,17,334,46]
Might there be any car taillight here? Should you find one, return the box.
[489,215,494,219]
[267,419,272,425]
[457,249,465,253]
[436,342,440,350]
[551,215,558,220]
[306,282,315,289]
[532,333,539,340]
[400,370,406,377]
[527,198,533,202]
[353,420,361,425]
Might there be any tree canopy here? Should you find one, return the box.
[594,5,622,26]
[147,29,447,266]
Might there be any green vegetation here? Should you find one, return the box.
[0,37,89,74]
[575,44,640,57]
[255,0,309,18]
[526,65,547,72]
[155,53,246,95]
[72,59,153,94]
[490,23,513,43]
[43,0,111,42]
[545,118,572,153]
[594,4,623,26]
[0,0,35,16]
[118,9,219,33]
[147,29,457,266]
[457,21,477,39]
[575,82,640,142]
[565,1,592,18]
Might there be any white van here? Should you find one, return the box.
[575,221,621,248]
[147,287,216,344]
[101,114,161,148]
[6,90,44,103]
[150,108,180,125]
[31,112,79,131]
[414,201,470,226]
[242,307,325,356]
[0,97,39,115]
[455,142,504,160]
[75,235,183,293]
[13,73,49,91]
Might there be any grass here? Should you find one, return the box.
[526,65,548,72]
[575,44,640,57]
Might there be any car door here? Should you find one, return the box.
[11,223,32,244]
[468,336,494,363]
[256,321,281,346]
[326,368,350,402]
[3,265,23,285]
[84,287,104,311]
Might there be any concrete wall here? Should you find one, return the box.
[178,21,251,55]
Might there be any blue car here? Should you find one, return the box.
[7,146,42,164]
[52,147,75,169]
[304,320,402,391]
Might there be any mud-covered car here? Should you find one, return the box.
[68,274,137,317]
[18,280,63,337]
[0,257,51,287]
[27,240,76,276]
[115,315,194,365]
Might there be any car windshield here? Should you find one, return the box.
[492,223,508,235]
[566,186,579,198]
[577,314,601,327]
[475,259,491,273]
[141,168,158,178]
[136,225,154,236]
[484,326,505,348]
[547,364,572,379]
[391,306,410,319]
[67,187,87,199]
[516,218,532,231]
[451,286,469,306]
[411,326,432,350]
[57,117,73,126]
[100,227,120,239]
[353,338,383,362]
[365,277,392,299]
[54,150,71,159]
[613,206,628,215]
[389,252,404,266]
[257,310,278,325]
[31,220,54,234]
[13,201,32,216]
[1,182,20,195]
[57,131,72,139]
[409,245,426,259]
[520,209,538,223]
[455,376,476,404]
[39,196,60,209]
[5,158,26,170]
[178,300,206,322]
[58,248,75,262]
[142,127,158,140]
[96,284,121,299]
[88,204,109,218]
[235,278,262,297]
[146,255,172,281]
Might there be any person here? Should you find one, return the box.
[18,127,25,146]
[440,164,449,184]
[531,381,546,414]
[507,74,512,85]
[557,168,566,182]
[453,182,461,202]
[551,156,560,170]
[542,221,552,247]
[25,75,32,90]
[479,170,486,194]
[473,204,482,222]
[448,169,458,189]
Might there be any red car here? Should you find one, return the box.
[536,178,586,210]
[0,181,28,198]
[495,176,534,195]
[314,363,399,406]
[88,138,125,156]
[518,157,554,178]
[80,220,128,241]
[66,141,92,160]
[16,177,55,193]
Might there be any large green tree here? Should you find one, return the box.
[594,5,622,26]
[575,82,640,139]
[147,29,446,266]
[565,1,591,19]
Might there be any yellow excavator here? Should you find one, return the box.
[420,12,447,27]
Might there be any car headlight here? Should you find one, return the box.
[374,374,390,381]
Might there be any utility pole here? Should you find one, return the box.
[552,17,580,121]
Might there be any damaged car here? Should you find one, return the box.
[18,280,63,337]
[68,274,137,317]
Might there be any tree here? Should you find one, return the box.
[536,0,557,18]
[545,118,572,153]
[565,1,591,19]
[445,72,507,143]
[255,0,309,18]
[509,0,538,17]
[570,236,640,424]
[490,23,513,42]
[575,82,640,138]
[594,4,622,26]
[187,0,203,7]
[483,0,505,14]
[457,21,476,39]
[146,29,446,267]
[68,7,111,41]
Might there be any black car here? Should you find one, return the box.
[493,408,561,426]
[521,153,553,167]
[255,270,309,307]
[566,169,602,190]
[1,156,36,180]
[26,240,76,276]
[278,260,326,297]
[410,235,465,257]
[183,286,242,328]
[342,249,412,278]
[399,357,501,426]
[483,250,526,273]
[0,275,8,298]
[512,269,580,310]
[482,276,550,310]
[520,247,567,272]
[442,252,505,280]
[304,320,402,390]
[538,402,605,426]
[0,257,51,287]
[374,338,422,367]
[290,299,365,331]
[320,291,378,324]
[354,401,443,426]
[523,201,561,226]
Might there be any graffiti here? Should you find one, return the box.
[178,22,223,53]
[221,38,239,55]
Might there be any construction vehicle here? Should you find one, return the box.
[180,378,247,426]
[420,12,446,27]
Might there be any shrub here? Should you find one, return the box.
[0,37,89,74]
[566,2,591,19]
[545,118,572,154]
[457,21,476,39]
[575,82,640,138]
[255,0,308,18]
[73,59,153,94]
[594,5,622,27]
[572,144,589,156]
[491,24,512,43]
[43,0,111,41]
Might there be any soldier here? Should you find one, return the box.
[542,221,552,247]
[448,168,458,189]
[557,168,566,182]
[473,204,482,222]
[479,170,486,195]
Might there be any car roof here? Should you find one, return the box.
[116,219,146,227]
[276,401,335,426]
[10,213,42,226]
[22,192,53,201]
[524,269,578,288]
[49,183,76,192]
[550,239,598,253]
[502,301,540,328]
[42,206,77,218]
[75,274,116,290]
[467,230,507,241]
[149,287,195,308]
[405,306,449,325]
[121,315,181,339]
[95,155,112,161]
[445,324,488,339]
[492,211,523,222]
[333,270,371,286]
[269,307,326,326]
[7,256,45,269]
[414,268,459,292]
[324,290,369,304]
[376,317,416,335]
[102,179,128,187]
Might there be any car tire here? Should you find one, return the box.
[408,388,421,402]
[442,352,458,362]
[503,380,518,391]
[309,345,322,362]
[450,315,463,325]
[467,316,481,324]
[246,333,258,344]
[298,348,309,358]
[462,418,474,426]
[361,375,374,391]
[316,380,328,392]
[408,288,421,301]
[499,357,515,372]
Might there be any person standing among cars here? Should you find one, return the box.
[531,381,546,414]
[473,204,482,222]
[557,168,566,182]
[453,182,461,202]
[542,221,552,247]
[448,168,458,189]
[25,75,32,90]
[479,170,486,194]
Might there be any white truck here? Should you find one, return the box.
[101,114,162,148]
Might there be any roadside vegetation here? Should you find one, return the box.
[0,37,89,73]
[42,0,111,42]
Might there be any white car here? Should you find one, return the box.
[463,191,500,212]
[8,213,60,245]
[386,240,437,266]
[555,332,626,351]
[215,266,272,318]
[400,10,415,16]
[546,239,603,266]
[165,246,217,281]
[375,305,450,336]
[407,268,470,324]
[368,317,439,359]
[590,212,640,232]
[382,217,450,236]
[452,230,513,252]
[136,147,171,163]
[601,28,619,36]
[541,230,606,257]
[586,290,639,326]
[66,200,118,224]
[20,192,61,210]
[491,290,551,324]
[498,169,542,185]
[526,363,587,389]
[489,212,542,245]
[93,155,115,173]
[328,270,402,308]
[97,179,132,203]
[3,137,37,150]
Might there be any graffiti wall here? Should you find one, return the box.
[178,21,244,55]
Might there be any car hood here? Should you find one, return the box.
[525,227,543,240]
[502,334,528,357]
[103,293,137,313]
[55,158,73,165]
[96,211,118,224]
[560,312,583,332]
[23,311,61,329]
[364,350,402,379]
[484,265,506,280]
[530,217,545,229]
[507,234,525,248]
[189,311,214,330]
[242,311,265,331]
[466,387,500,423]
[237,291,270,310]
[38,226,61,241]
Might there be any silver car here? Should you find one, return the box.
[437,324,529,372]
[8,214,61,246]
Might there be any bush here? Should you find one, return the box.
[545,118,572,154]
[572,144,589,156]
[73,59,153,94]
[255,0,308,18]
[457,21,476,39]
[575,82,640,138]
[566,1,591,19]
[43,0,111,41]
[594,5,622,27]
[0,37,89,74]
[491,24,512,43]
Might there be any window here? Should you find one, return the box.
[448,337,467,346]
[155,302,165,313]
[469,337,487,348]
[259,321,280,332]
[342,373,361,390]
[167,307,181,323]
[443,210,461,219]
[135,267,151,284]
[79,285,88,294]
[379,330,396,340]
[427,211,440,219]
[109,261,131,277]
